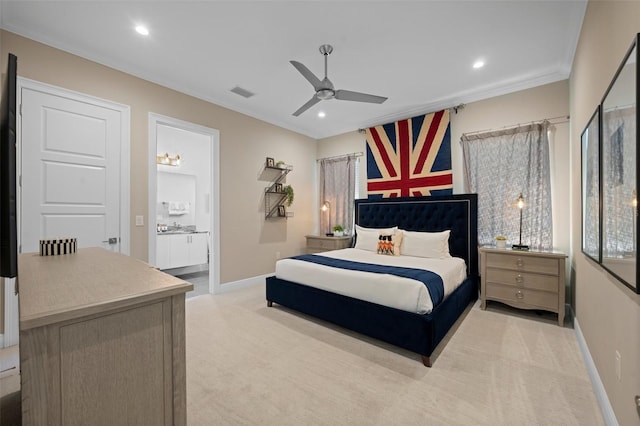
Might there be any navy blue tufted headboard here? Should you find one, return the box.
[354,194,478,280]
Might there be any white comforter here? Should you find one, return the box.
[275,248,467,314]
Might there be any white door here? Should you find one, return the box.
[3,81,129,349]
[3,79,130,348]
[20,80,129,254]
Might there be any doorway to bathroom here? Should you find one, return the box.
[148,113,220,296]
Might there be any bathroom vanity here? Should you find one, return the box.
[156,230,208,270]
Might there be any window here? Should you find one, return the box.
[461,122,552,250]
[319,154,359,235]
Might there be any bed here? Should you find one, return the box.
[266,194,478,366]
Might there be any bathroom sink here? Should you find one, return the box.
[158,225,197,234]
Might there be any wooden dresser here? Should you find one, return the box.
[305,235,352,253]
[18,248,192,425]
[479,247,567,326]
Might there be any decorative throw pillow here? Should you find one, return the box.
[354,225,398,252]
[400,229,451,258]
[376,231,403,256]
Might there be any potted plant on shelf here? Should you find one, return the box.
[276,160,287,169]
[283,185,294,207]
[333,224,344,237]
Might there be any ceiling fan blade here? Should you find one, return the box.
[334,89,387,104]
[292,96,321,117]
[290,61,322,91]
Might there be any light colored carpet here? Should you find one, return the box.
[185,284,604,425]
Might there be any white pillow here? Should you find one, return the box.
[354,225,398,252]
[400,230,451,258]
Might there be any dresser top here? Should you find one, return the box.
[479,245,567,258]
[18,247,193,330]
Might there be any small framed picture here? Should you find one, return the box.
[266,157,275,168]
[278,205,286,217]
[274,183,283,192]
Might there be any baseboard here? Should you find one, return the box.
[574,318,618,426]
[216,273,271,294]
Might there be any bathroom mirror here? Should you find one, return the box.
[581,106,600,263]
[600,34,638,293]
[157,171,197,227]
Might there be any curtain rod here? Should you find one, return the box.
[461,115,570,137]
[357,103,467,133]
[317,152,363,162]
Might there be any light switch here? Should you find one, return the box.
[135,215,144,226]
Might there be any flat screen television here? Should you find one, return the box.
[0,53,17,278]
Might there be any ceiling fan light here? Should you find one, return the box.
[316,89,334,100]
[135,25,149,36]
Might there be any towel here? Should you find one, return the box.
[168,201,190,215]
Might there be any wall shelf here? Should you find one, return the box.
[263,164,292,219]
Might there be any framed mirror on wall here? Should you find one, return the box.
[581,106,600,263]
[599,33,639,293]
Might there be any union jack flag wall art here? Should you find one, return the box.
[365,110,453,198]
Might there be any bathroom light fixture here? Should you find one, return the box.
[473,60,485,69]
[156,152,181,166]
[318,111,326,118]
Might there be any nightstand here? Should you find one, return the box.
[479,247,567,326]
[305,235,352,253]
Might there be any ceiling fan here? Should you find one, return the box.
[290,44,388,116]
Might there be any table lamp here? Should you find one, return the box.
[512,192,529,250]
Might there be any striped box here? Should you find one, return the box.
[39,238,77,256]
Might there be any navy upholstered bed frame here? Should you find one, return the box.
[266,194,478,366]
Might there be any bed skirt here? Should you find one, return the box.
[266,275,477,364]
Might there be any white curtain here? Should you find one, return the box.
[461,122,552,250]
[319,155,357,235]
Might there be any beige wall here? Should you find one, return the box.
[1,30,316,285]
[570,2,640,425]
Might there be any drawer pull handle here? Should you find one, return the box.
[515,275,524,283]
[515,290,524,299]
[516,259,524,268]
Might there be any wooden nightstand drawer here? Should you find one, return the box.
[485,283,559,312]
[485,268,559,293]
[486,252,559,275]
[305,235,352,253]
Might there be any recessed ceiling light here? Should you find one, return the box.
[135,25,149,36]
[318,111,326,118]
[473,60,485,69]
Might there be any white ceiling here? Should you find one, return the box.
[1,1,587,139]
